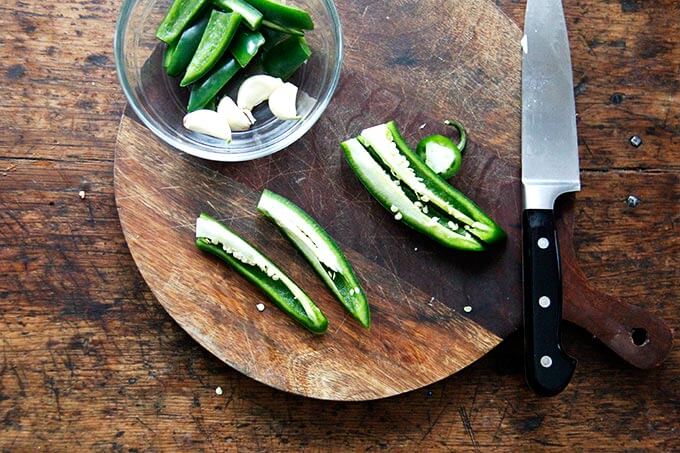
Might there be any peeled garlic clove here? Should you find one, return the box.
[237,75,284,111]
[183,110,232,142]
[268,82,301,121]
[217,96,253,131]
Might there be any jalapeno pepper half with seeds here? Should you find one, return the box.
[181,10,242,86]
[257,190,370,328]
[196,213,328,334]
[342,122,505,251]
[416,120,467,179]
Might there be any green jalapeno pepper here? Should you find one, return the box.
[156,0,208,44]
[187,57,240,112]
[261,19,304,37]
[230,30,265,67]
[342,138,485,251]
[377,122,504,244]
[211,0,263,30]
[163,44,174,69]
[258,190,371,328]
[181,10,242,87]
[163,13,210,77]
[196,213,328,334]
[342,122,506,251]
[262,36,311,80]
[416,120,467,179]
[245,0,314,30]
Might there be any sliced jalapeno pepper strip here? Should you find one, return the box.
[156,0,208,44]
[261,19,304,37]
[262,36,311,80]
[163,44,174,69]
[360,122,505,245]
[257,190,371,328]
[212,0,263,30]
[245,0,314,30]
[230,30,265,67]
[196,213,328,334]
[341,139,485,251]
[416,134,462,179]
[260,27,286,51]
[163,13,210,77]
[181,10,242,87]
[187,57,240,112]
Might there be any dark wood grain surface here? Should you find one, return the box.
[1,0,678,449]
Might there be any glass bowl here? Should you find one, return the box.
[114,0,343,161]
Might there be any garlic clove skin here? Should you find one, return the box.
[242,109,256,125]
[268,82,301,121]
[237,75,284,111]
[217,96,253,131]
[183,110,232,142]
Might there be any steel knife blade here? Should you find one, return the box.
[521,0,580,396]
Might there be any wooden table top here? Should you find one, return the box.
[1,0,678,450]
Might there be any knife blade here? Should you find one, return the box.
[521,0,579,396]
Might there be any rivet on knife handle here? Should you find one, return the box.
[523,209,576,396]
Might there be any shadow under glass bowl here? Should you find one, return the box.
[114,0,343,162]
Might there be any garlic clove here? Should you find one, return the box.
[183,110,232,142]
[268,82,301,121]
[217,96,253,131]
[236,75,284,111]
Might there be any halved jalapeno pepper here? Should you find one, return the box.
[258,190,370,328]
[342,122,506,251]
[196,213,328,334]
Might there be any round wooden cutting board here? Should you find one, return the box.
[114,0,671,400]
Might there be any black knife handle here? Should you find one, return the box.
[523,209,576,396]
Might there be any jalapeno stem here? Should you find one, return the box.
[444,119,467,153]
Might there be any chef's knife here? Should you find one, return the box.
[522,0,579,396]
